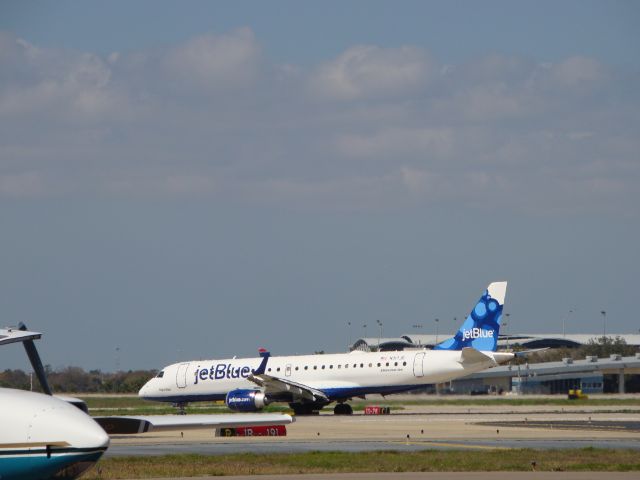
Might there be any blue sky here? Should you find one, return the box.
[0,1,639,370]
[3,1,639,66]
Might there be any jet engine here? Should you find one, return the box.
[225,389,268,412]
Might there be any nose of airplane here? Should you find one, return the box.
[138,378,154,399]
[30,400,110,451]
[75,415,111,450]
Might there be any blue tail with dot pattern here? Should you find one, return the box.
[433,281,507,352]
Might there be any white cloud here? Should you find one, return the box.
[0,34,124,120]
[66,54,111,90]
[443,83,529,122]
[547,56,607,88]
[309,44,434,100]
[337,127,454,159]
[400,166,440,195]
[162,28,260,91]
[105,173,217,196]
[0,30,637,215]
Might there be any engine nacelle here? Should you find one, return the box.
[225,389,268,412]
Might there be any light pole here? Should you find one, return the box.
[376,320,383,349]
[115,346,121,372]
[362,323,367,338]
[434,318,439,344]
[504,312,510,350]
[562,309,573,338]
[347,321,352,350]
[412,324,423,345]
[601,310,607,337]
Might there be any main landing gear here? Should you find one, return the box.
[333,403,353,415]
[289,401,353,415]
[290,403,320,415]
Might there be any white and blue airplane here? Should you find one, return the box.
[140,282,514,415]
[0,325,294,480]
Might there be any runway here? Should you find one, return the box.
[138,474,640,480]
[107,402,640,457]
[106,436,640,457]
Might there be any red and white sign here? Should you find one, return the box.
[364,406,391,415]
[219,425,287,436]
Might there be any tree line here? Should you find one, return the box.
[512,336,638,364]
[0,366,157,393]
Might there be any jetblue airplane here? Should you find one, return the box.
[0,325,293,480]
[140,282,514,415]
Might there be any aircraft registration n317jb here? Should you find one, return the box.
[140,282,513,415]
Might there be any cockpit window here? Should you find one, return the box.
[156,371,164,378]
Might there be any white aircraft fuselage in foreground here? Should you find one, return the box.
[0,388,109,480]
[140,282,513,415]
[0,326,294,480]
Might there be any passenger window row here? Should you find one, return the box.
[266,361,407,373]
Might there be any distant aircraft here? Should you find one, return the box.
[0,325,294,480]
[140,282,514,415]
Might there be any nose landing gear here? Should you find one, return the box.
[173,402,188,415]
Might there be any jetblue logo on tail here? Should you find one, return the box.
[433,281,506,352]
[462,328,495,340]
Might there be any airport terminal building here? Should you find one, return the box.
[350,334,640,394]
[351,333,640,352]
[454,353,640,395]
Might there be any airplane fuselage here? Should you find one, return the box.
[139,349,513,403]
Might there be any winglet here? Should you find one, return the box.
[253,349,270,375]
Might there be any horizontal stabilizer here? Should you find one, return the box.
[459,347,494,366]
[94,413,294,435]
[0,327,42,346]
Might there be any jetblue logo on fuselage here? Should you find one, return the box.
[194,364,252,384]
[462,328,494,340]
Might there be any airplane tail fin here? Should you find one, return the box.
[433,281,507,352]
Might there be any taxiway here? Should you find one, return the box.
[107,401,640,457]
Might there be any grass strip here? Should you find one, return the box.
[86,448,640,478]
[89,399,640,416]
[350,398,640,407]
[80,395,640,409]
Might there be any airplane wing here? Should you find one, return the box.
[248,373,330,403]
[94,413,294,434]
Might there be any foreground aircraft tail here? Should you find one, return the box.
[433,281,507,352]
